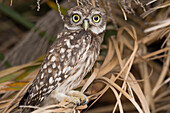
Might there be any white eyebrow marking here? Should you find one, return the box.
[93,11,101,14]
[90,11,101,17]
[72,11,82,15]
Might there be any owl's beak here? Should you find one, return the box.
[83,19,89,31]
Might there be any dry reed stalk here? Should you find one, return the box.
[0,0,170,113]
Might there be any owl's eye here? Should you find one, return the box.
[92,15,101,23]
[72,14,80,23]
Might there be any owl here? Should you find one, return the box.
[19,4,106,112]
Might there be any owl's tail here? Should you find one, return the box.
[19,91,34,113]
[19,108,32,113]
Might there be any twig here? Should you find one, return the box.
[10,0,13,6]
[37,0,40,11]
[91,0,96,7]
[56,0,64,21]
[77,0,80,6]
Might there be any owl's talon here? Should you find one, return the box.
[67,90,89,105]
[63,96,81,105]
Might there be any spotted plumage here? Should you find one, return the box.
[19,5,106,112]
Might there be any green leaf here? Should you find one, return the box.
[0,3,34,29]
[47,1,68,15]
[0,74,16,83]
[14,69,33,81]
[0,52,11,68]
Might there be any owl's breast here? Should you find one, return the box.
[52,31,100,94]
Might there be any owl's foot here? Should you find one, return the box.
[67,90,89,105]
[49,91,88,106]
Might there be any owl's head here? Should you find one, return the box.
[64,5,107,35]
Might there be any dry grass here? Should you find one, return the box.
[0,0,170,113]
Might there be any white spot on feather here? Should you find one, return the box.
[69,35,74,39]
[67,49,71,53]
[60,48,66,53]
[58,65,61,69]
[66,39,71,48]
[48,68,52,73]
[36,85,39,90]
[74,44,79,48]
[64,74,69,78]
[43,88,47,92]
[47,61,50,65]
[62,67,67,74]
[58,71,61,75]
[54,73,58,78]
[72,57,75,64]
[43,64,47,69]
[40,81,44,85]
[67,53,71,58]
[50,49,54,53]
[40,97,44,101]
[41,73,44,79]
[51,56,56,62]
[49,77,54,84]
[61,55,65,58]
[67,66,71,72]
[55,77,62,82]
[52,63,56,69]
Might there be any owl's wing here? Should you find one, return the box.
[19,30,91,107]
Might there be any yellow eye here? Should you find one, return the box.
[92,15,101,23]
[72,14,80,23]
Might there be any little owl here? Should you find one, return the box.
[19,3,106,112]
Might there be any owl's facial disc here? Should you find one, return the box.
[64,6,106,34]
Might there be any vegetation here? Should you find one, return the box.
[0,0,169,113]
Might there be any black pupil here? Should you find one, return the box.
[94,16,98,21]
[74,16,78,20]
